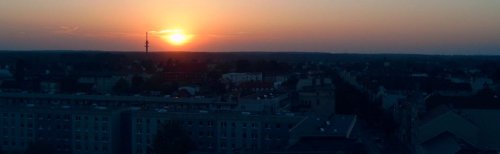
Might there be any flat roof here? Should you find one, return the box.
[133,109,306,122]
[0,92,217,104]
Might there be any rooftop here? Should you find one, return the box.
[134,108,306,122]
[290,114,357,138]
[0,103,125,113]
[0,92,218,104]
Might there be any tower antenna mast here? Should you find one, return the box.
[145,32,150,53]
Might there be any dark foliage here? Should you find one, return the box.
[113,78,130,94]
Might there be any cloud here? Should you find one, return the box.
[149,29,182,35]
[54,26,79,35]
[207,31,250,38]
[148,29,249,39]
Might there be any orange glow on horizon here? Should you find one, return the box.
[1,1,498,53]
[154,29,193,46]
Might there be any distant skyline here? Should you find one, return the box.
[1,0,500,54]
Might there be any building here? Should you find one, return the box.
[395,93,500,154]
[0,69,13,85]
[222,73,263,85]
[40,80,60,94]
[236,93,288,114]
[131,110,306,154]
[0,103,127,154]
[0,92,226,112]
[0,89,332,154]
[77,73,129,94]
[294,78,335,117]
[268,115,362,154]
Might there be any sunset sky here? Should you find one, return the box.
[1,0,499,54]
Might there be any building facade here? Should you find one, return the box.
[131,110,305,154]
[0,104,126,154]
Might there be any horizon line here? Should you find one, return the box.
[0,49,499,56]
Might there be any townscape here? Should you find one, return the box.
[0,51,499,154]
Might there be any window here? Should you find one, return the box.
[220,142,226,149]
[251,133,257,140]
[136,135,142,143]
[75,133,81,140]
[102,133,109,140]
[222,131,227,138]
[102,143,108,151]
[137,126,143,134]
[75,123,81,129]
[102,124,107,131]
[252,143,258,150]
[136,146,142,154]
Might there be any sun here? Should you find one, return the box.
[159,29,192,46]
[168,33,189,45]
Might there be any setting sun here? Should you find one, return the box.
[168,33,189,45]
[156,29,193,46]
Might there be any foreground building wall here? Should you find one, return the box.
[0,104,126,154]
[131,111,305,154]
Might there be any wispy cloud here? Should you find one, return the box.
[149,29,182,35]
[53,26,79,35]
[207,31,250,38]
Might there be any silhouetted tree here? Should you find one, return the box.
[282,75,298,90]
[59,76,79,93]
[131,75,144,93]
[113,78,130,94]
[14,59,26,82]
[235,60,251,72]
[152,121,194,154]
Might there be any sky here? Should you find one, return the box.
[1,0,500,54]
